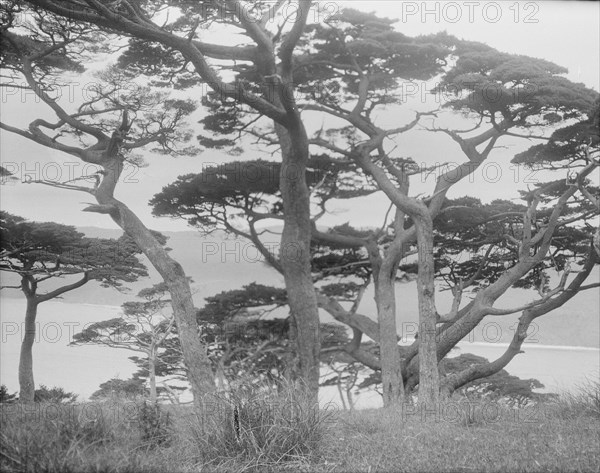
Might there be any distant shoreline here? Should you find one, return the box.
[455,340,600,352]
[2,297,597,352]
[0,297,122,312]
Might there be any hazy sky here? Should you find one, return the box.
[1,1,599,231]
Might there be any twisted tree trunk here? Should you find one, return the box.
[276,123,321,402]
[91,158,215,407]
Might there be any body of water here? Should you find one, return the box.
[1,298,598,406]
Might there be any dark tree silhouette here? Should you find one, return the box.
[0,211,147,402]
[0,385,18,404]
[71,283,177,403]
[90,377,149,401]
[33,385,78,403]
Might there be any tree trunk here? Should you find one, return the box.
[365,237,404,407]
[18,296,38,403]
[374,273,404,407]
[414,217,440,408]
[92,159,215,407]
[148,347,157,403]
[346,377,356,411]
[275,124,321,404]
[336,373,347,410]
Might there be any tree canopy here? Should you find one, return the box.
[146,7,599,405]
[2,1,599,407]
[0,210,148,402]
[1,211,148,291]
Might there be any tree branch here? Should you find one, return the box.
[36,272,89,303]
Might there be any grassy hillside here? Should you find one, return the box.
[2,382,599,473]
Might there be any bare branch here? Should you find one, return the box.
[486,262,572,316]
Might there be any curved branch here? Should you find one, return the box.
[29,0,289,125]
[316,293,380,343]
[442,243,598,394]
[36,272,89,303]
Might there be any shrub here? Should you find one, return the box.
[0,385,17,404]
[0,402,118,472]
[34,385,78,404]
[138,401,172,447]
[0,401,168,473]
[181,380,332,469]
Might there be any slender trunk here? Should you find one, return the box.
[336,373,347,410]
[366,236,404,407]
[161,382,181,405]
[415,217,440,408]
[148,348,157,403]
[374,273,404,406]
[346,381,355,411]
[92,159,215,407]
[275,125,321,403]
[18,296,38,403]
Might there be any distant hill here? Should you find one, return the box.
[1,226,598,348]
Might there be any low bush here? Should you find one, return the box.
[180,380,333,470]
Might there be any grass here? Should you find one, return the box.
[1,381,599,473]
[549,377,600,420]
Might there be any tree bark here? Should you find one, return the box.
[18,295,38,403]
[374,272,404,406]
[276,124,321,403]
[272,3,321,403]
[364,237,404,407]
[414,217,440,408]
